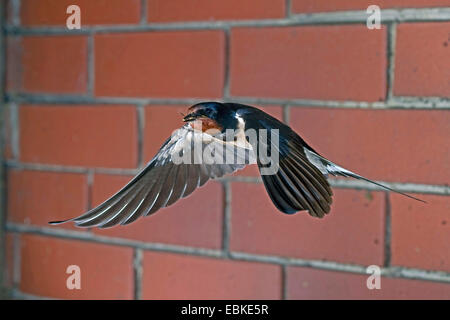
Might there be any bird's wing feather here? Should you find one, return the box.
[49,124,255,228]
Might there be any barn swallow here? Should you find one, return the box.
[50,102,424,228]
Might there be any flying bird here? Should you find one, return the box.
[50,102,424,228]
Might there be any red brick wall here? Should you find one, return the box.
[2,1,450,299]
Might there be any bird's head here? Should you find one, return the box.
[183,102,238,133]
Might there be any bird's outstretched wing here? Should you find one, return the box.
[49,125,255,228]
[259,131,334,218]
[238,107,334,218]
[234,104,424,219]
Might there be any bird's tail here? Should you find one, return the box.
[303,149,426,203]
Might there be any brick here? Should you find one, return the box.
[95,31,225,98]
[4,233,16,288]
[291,0,450,13]
[287,267,450,299]
[147,0,285,22]
[230,183,385,265]
[3,104,15,160]
[290,108,450,185]
[21,0,141,26]
[5,0,16,25]
[391,194,450,272]
[19,105,138,168]
[142,251,281,299]
[230,26,386,101]
[22,36,87,94]
[394,22,450,97]
[7,169,88,230]
[6,37,21,92]
[20,234,134,299]
[92,174,224,249]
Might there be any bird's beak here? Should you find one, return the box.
[182,114,195,122]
